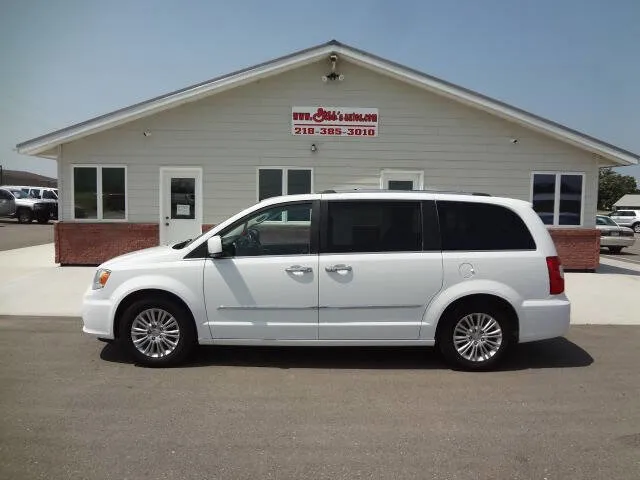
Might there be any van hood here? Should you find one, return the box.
[101,245,179,269]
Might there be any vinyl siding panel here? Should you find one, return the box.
[61,59,599,227]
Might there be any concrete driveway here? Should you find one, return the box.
[0,316,638,479]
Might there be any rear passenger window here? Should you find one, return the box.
[325,201,422,253]
[437,201,536,251]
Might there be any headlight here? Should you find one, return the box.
[92,268,111,290]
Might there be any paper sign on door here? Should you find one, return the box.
[176,204,190,216]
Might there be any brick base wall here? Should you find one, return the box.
[54,222,601,270]
[548,228,600,271]
[55,223,159,265]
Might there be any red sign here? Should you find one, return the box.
[291,107,379,137]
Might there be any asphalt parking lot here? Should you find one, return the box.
[0,317,638,479]
[0,219,54,251]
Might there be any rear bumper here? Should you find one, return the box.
[519,296,570,343]
[81,289,114,339]
[600,236,635,248]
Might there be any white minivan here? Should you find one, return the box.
[82,191,570,370]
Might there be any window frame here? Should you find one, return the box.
[319,199,430,255]
[214,200,320,258]
[380,169,424,190]
[71,164,128,222]
[530,171,585,227]
[256,167,314,202]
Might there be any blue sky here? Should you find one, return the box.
[1,0,639,180]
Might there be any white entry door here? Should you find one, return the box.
[381,170,424,191]
[160,167,203,245]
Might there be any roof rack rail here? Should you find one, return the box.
[318,188,491,196]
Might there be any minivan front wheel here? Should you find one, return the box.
[438,304,512,371]
[120,297,195,367]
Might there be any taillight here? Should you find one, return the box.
[546,256,565,295]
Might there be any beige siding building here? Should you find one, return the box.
[17,40,638,268]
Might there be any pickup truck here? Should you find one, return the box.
[0,187,54,223]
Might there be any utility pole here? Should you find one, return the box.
[0,165,3,185]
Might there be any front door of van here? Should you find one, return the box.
[318,200,443,340]
[160,168,203,245]
[203,201,319,340]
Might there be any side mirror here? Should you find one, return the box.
[207,235,223,258]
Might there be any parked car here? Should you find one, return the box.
[82,191,570,371]
[596,215,636,253]
[609,210,640,233]
[27,187,58,200]
[3,185,58,220]
[0,187,54,223]
[0,188,17,218]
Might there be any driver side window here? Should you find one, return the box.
[221,202,313,257]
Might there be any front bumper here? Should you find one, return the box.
[82,288,115,339]
[519,296,571,343]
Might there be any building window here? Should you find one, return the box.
[258,168,312,200]
[258,168,312,221]
[531,172,584,226]
[73,166,127,220]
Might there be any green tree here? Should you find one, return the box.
[598,168,639,211]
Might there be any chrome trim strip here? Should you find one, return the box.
[318,322,421,327]
[318,304,423,310]
[217,304,423,311]
[217,305,317,310]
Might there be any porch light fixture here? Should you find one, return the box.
[321,54,344,82]
[310,143,317,152]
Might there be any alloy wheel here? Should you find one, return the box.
[453,312,503,362]
[130,308,181,358]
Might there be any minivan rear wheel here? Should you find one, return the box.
[438,303,513,371]
[120,296,195,367]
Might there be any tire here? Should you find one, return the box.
[633,223,640,234]
[36,215,49,224]
[119,296,196,367]
[437,301,513,371]
[17,208,33,224]
[608,246,623,254]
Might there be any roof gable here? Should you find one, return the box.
[614,194,640,206]
[16,39,638,166]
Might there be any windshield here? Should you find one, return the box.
[9,190,28,199]
[597,216,617,226]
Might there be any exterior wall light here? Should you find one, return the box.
[310,144,317,152]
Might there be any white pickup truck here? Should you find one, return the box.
[0,187,54,223]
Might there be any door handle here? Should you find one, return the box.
[325,264,352,273]
[285,265,312,276]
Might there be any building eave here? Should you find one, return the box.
[16,39,639,166]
